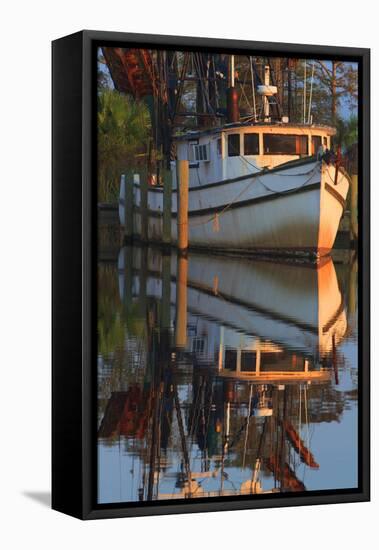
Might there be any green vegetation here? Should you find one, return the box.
[97,263,148,358]
[97,263,125,356]
[98,89,151,203]
[335,115,358,150]
[313,61,358,125]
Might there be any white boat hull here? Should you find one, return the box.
[118,247,347,359]
[122,158,349,257]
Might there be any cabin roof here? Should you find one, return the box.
[173,121,336,141]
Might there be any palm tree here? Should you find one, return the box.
[335,115,358,151]
[98,89,151,202]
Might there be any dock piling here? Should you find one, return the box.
[125,171,134,241]
[163,168,172,246]
[123,246,133,311]
[350,174,358,242]
[177,160,189,252]
[140,170,148,242]
[161,252,171,330]
[175,254,188,348]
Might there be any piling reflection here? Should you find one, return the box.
[97,246,358,503]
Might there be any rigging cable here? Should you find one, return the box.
[250,57,258,122]
[177,160,321,229]
[307,61,315,124]
[303,60,307,124]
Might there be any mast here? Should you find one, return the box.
[257,65,277,122]
[226,54,239,123]
[264,65,270,120]
[287,59,292,122]
[303,60,307,124]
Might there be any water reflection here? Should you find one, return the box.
[97,245,358,503]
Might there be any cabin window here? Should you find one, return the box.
[191,143,210,162]
[241,351,257,372]
[192,337,206,354]
[263,134,308,155]
[228,134,240,157]
[188,140,199,167]
[217,138,222,156]
[224,349,237,371]
[312,136,322,155]
[298,136,308,155]
[244,133,259,155]
[260,352,287,372]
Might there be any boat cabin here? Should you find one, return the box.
[173,123,335,188]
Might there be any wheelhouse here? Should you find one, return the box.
[174,123,335,188]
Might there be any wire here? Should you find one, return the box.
[303,60,307,124]
[324,164,349,187]
[178,149,321,229]
[250,57,257,122]
[307,61,315,124]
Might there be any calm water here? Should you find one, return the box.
[97,243,358,504]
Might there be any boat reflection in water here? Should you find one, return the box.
[97,247,358,503]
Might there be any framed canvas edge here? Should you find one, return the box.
[52,31,86,520]
[74,30,370,520]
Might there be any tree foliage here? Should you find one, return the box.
[97,89,151,202]
[335,115,358,149]
[232,57,358,142]
[314,61,358,121]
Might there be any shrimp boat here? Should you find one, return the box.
[118,246,347,362]
[171,126,349,258]
[119,58,350,259]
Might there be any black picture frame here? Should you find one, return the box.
[52,30,370,520]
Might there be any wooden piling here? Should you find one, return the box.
[138,246,148,318]
[176,160,189,252]
[175,254,188,348]
[163,168,172,246]
[139,170,148,242]
[346,143,358,244]
[119,173,126,226]
[349,252,358,318]
[350,174,358,242]
[161,253,171,330]
[123,246,133,311]
[125,172,134,240]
